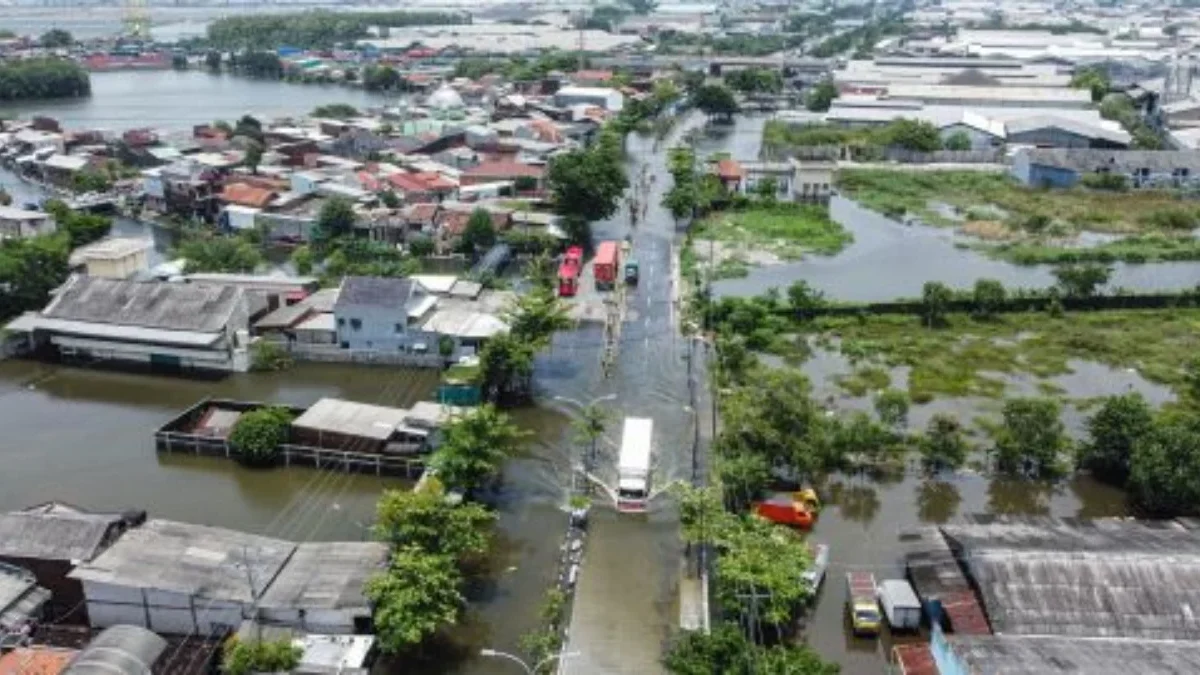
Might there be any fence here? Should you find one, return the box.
[763,145,1004,164]
[156,431,426,478]
[883,148,1005,164]
[286,343,445,368]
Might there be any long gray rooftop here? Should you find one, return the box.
[44,275,244,333]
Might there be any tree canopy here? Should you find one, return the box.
[665,623,840,675]
[373,489,494,561]
[222,639,301,675]
[229,406,293,466]
[206,10,462,50]
[366,547,463,653]
[431,405,528,493]
[993,397,1069,477]
[460,208,497,259]
[0,58,90,101]
[546,128,628,226]
[693,83,739,119]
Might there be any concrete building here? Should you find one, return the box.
[0,503,135,624]
[256,542,388,635]
[333,276,435,352]
[554,86,625,112]
[5,276,252,373]
[736,159,835,202]
[68,237,152,279]
[290,397,419,454]
[70,520,295,637]
[0,206,55,240]
[1011,148,1200,188]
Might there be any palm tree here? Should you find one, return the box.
[572,403,612,478]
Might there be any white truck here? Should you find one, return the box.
[617,417,653,513]
[877,579,922,632]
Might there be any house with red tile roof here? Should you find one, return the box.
[218,182,277,209]
[460,161,545,189]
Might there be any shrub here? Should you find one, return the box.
[250,340,293,372]
[229,406,294,467]
[222,638,302,675]
[1080,172,1129,191]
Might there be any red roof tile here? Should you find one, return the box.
[0,648,75,675]
[717,158,744,180]
[387,172,431,193]
[219,182,276,208]
[406,203,439,222]
[574,70,614,82]
[942,589,992,636]
[462,161,544,180]
[893,643,937,675]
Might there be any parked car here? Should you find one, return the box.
[846,572,881,636]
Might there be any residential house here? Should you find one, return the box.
[795,158,836,202]
[1011,148,1200,189]
[68,237,151,279]
[554,86,625,112]
[69,520,296,636]
[938,111,1006,150]
[333,276,436,352]
[0,502,135,624]
[0,206,55,239]
[256,542,388,634]
[218,182,278,230]
[141,161,222,221]
[4,275,253,372]
[290,398,422,454]
[39,154,91,188]
[460,161,545,190]
[572,70,615,86]
[733,158,835,202]
[715,158,744,191]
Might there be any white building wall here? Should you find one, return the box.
[81,580,247,636]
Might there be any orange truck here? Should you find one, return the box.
[753,489,820,530]
[593,240,619,290]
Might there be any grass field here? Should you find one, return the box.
[693,203,853,260]
[837,169,1200,234]
[807,309,1200,404]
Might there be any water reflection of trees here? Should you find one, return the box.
[828,481,881,525]
[916,479,962,524]
[986,476,1058,516]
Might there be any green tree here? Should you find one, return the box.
[786,280,825,320]
[571,403,612,478]
[920,281,953,328]
[504,286,572,347]
[944,130,972,151]
[460,208,497,259]
[919,413,969,473]
[993,397,1069,477]
[366,548,463,653]
[312,103,360,119]
[229,406,294,466]
[178,233,263,273]
[715,452,772,511]
[243,140,264,174]
[373,489,494,560]
[0,58,90,102]
[1186,358,1200,401]
[546,136,628,223]
[315,197,358,241]
[39,28,73,48]
[45,200,112,247]
[1079,392,1154,484]
[1070,66,1110,102]
[291,245,314,275]
[622,0,658,14]
[0,234,71,320]
[972,278,1007,320]
[222,638,302,675]
[754,176,779,203]
[692,83,739,119]
[430,405,528,494]
[250,340,293,372]
[873,389,909,429]
[478,333,537,403]
[1128,416,1200,517]
[363,64,402,91]
[1053,262,1111,298]
[875,118,942,152]
[713,516,813,625]
[805,79,839,112]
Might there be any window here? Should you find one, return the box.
[350,318,362,331]
[395,323,404,333]
[340,341,349,349]
[337,318,345,327]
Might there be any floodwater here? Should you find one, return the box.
[0,70,391,132]
[700,115,1200,302]
[714,195,1200,301]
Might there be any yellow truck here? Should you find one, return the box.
[846,571,882,636]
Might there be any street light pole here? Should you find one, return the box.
[480,648,581,675]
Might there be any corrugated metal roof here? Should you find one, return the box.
[948,633,1200,674]
[291,398,408,441]
[0,508,123,562]
[258,542,387,611]
[44,276,243,334]
[335,276,413,312]
[69,519,294,602]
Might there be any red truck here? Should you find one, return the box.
[593,241,619,290]
[558,246,583,297]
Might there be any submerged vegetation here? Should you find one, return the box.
[693,202,853,261]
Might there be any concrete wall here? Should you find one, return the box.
[81,580,247,636]
[335,303,410,351]
[86,250,149,279]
